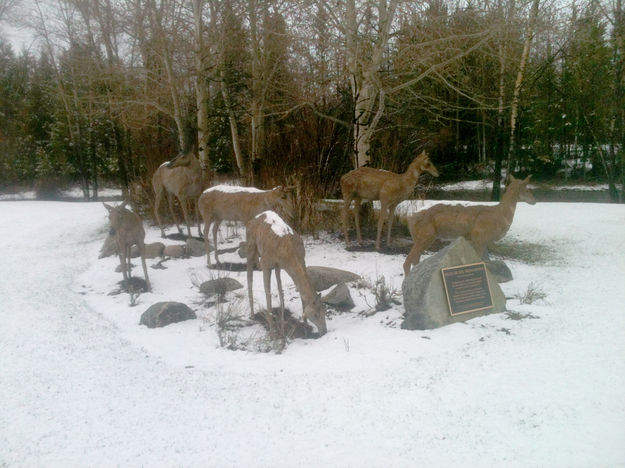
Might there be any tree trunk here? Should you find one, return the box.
[192,0,210,171]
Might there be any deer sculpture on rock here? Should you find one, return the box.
[198,185,293,266]
[341,150,439,250]
[403,175,536,276]
[104,202,151,291]
[246,210,327,336]
[152,150,205,238]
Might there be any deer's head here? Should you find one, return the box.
[411,151,439,179]
[166,151,196,169]
[103,202,128,235]
[271,185,296,220]
[304,293,327,336]
[508,175,536,205]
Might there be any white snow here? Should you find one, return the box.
[1,197,624,467]
[257,210,294,237]
[204,184,265,194]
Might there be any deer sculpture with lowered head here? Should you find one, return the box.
[403,175,536,275]
[246,210,327,336]
[104,202,151,291]
[152,150,206,238]
[198,185,293,266]
[341,150,439,250]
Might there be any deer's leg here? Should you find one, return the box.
[375,203,389,250]
[167,193,182,235]
[385,204,398,248]
[153,187,166,237]
[246,249,255,317]
[137,240,151,291]
[262,267,274,332]
[275,267,285,336]
[212,220,222,265]
[116,240,128,282]
[195,201,202,237]
[342,197,352,246]
[180,197,192,238]
[353,197,363,245]
[126,244,132,277]
[403,243,424,276]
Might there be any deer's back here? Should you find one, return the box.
[247,216,304,270]
[341,167,400,201]
[200,188,274,223]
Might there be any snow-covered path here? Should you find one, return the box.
[1,201,624,467]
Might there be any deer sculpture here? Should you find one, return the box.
[403,175,536,275]
[198,185,293,266]
[246,211,327,336]
[103,202,151,291]
[341,150,439,250]
[152,150,205,238]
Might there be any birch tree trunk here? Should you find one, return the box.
[192,0,210,170]
[506,0,540,176]
[345,0,397,168]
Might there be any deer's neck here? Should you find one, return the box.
[286,261,317,307]
[497,185,521,228]
[399,166,420,189]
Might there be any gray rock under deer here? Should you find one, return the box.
[401,237,506,330]
[199,277,244,296]
[321,283,355,309]
[306,266,361,292]
[140,302,196,328]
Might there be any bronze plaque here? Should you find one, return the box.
[441,262,494,316]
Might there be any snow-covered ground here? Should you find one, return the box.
[1,198,624,467]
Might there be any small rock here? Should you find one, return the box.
[321,283,355,310]
[306,266,361,292]
[99,234,117,258]
[486,259,513,283]
[140,302,196,328]
[186,238,208,257]
[199,277,244,296]
[163,244,185,258]
[130,242,165,259]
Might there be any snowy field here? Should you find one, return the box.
[1,197,624,467]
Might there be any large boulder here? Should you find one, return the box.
[306,266,361,292]
[321,283,355,310]
[401,237,506,330]
[199,277,244,296]
[140,302,196,328]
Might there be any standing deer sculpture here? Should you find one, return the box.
[103,202,151,291]
[341,151,439,250]
[198,185,293,266]
[152,151,205,238]
[403,175,536,275]
[246,211,327,336]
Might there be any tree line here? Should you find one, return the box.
[0,0,623,202]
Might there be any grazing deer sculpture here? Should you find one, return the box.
[198,185,293,266]
[341,151,439,250]
[403,175,536,275]
[152,151,205,238]
[104,202,151,291]
[246,211,327,336]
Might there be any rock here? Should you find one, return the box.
[321,283,355,310]
[140,302,196,328]
[306,266,361,292]
[99,234,117,258]
[130,242,164,259]
[186,238,208,257]
[199,277,244,296]
[163,244,185,258]
[237,241,248,259]
[401,237,506,330]
[486,259,513,283]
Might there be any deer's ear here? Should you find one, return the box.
[103,203,113,212]
[524,175,532,183]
